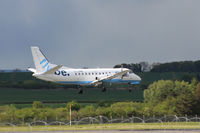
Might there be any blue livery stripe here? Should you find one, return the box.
[43,62,49,68]
[46,66,50,71]
[57,79,140,85]
[103,79,140,84]
[57,81,93,84]
[130,81,140,85]
[40,59,47,64]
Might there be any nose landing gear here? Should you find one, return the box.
[128,84,140,93]
[78,88,83,94]
[77,85,83,94]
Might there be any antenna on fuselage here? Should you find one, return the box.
[121,64,126,79]
[121,64,123,72]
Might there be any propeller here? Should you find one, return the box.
[121,64,124,79]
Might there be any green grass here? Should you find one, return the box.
[0,122,199,131]
[11,103,67,109]
[0,88,144,104]
[10,102,98,109]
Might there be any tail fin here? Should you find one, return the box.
[31,46,52,73]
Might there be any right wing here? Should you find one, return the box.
[90,69,131,85]
[27,68,36,73]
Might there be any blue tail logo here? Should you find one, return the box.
[40,59,50,71]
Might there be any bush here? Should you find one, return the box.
[33,101,44,109]
[66,101,80,111]
[97,100,112,107]
[144,80,198,115]
[78,105,96,117]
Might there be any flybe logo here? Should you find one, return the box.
[55,70,69,76]
[40,59,50,71]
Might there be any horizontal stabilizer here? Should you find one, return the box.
[27,68,36,73]
[42,64,63,75]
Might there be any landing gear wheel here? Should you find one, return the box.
[78,88,83,94]
[77,85,83,94]
[102,87,106,92]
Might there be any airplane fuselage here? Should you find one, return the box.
[29,46,141,93]
[34,67,141,85]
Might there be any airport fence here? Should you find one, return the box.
[0,115,200,126]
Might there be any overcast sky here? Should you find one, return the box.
[0,0,200,69]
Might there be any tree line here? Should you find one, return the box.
[1,79,200,124]
[151,60,200,72]
[114,60,200,73]
[114,63,142,72]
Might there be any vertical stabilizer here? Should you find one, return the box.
[31,46,51,73]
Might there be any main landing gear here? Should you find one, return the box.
[76,84,107,94]
[102,86,106,92]
[128,84,140,93]
[77,85,83,94]
[100,83,107,92]
[78,88,83,94]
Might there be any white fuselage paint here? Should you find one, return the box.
[29,46,141,86]
[34,67,141,85]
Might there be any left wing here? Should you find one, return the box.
[90,69,131,85]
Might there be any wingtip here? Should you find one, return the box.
[31,46,39,49]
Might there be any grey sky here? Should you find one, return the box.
[0,0,200,69]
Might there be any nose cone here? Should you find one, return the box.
[129,73,141,85]
[129,73,141,81]
[136,75,141,81]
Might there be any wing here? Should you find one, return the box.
[90,69,131,85]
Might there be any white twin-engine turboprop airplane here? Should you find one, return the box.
[28,46,141,94]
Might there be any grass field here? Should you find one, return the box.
[0,122,199,131]
[0,88,144,104]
